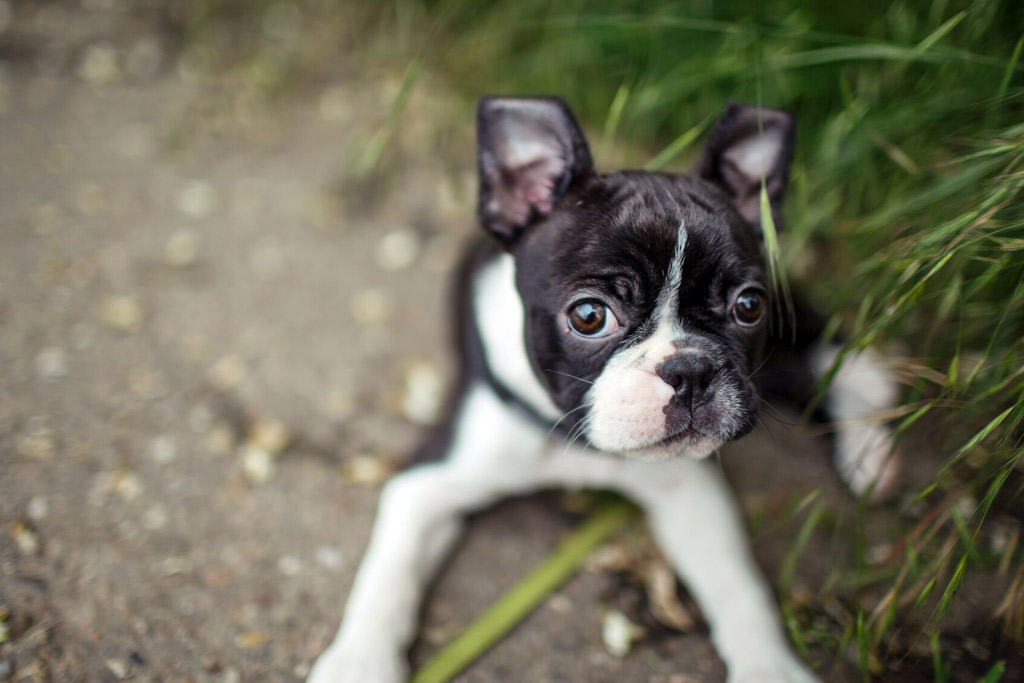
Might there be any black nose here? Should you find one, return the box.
[657,354,717,408]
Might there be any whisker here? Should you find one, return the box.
[745,351,775,383]
[561,414,593,456]
[547,404,589,439]
[544,369,594,385]
[757,398,802,427]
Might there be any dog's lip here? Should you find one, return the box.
[628,427,709,452]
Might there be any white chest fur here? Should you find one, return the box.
[472,253,563,423]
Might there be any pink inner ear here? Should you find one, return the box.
[494,154,566,227]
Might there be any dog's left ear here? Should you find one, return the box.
[477,96,594,245]
[699,102,796,233]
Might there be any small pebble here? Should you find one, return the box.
[10,520,40,556]
[142,505,169,531]
[105,658,129,680]
[209,354,247,391]
[350,288,394,326]
[16,433,54,460]
[548,594,572,614]
[164,229,199,268]
[602,610,643,658]
[990,517,1016,554]
[27,497,49,521]
[340,455,395,486]
[314,545,344,571]
[35,346,69,379]
[176,180,217,219]
[97,295,144,333]
[402,361,444,425]
[111,471,144,501]
[234,633,269,650]
[376,228,421,272]
[149,435,177,464]
[277,555,303,576]
[240,445,274,484]
[247,417,290,455]
[77,43,120,85]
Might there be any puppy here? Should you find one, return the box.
[307,97,900,682]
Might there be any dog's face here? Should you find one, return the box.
[476,98,795,460]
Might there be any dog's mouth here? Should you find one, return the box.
[619,428,723,462]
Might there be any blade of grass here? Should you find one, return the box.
[600,82,631,158]
[352,59,422,179]
[931,632,950,683]
[998,35,1024,102]
[913,11,967,55]
[410,499,640,683]
[644,116,710,171]
[979,661,1007,683]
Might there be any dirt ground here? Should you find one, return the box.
[0,4,1018,683]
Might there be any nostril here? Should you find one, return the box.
[657,354,717,404]
[694,357,716,393]
[656,357,686,389]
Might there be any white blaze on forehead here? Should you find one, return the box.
[655,221,688,328]
[583,222,709,456]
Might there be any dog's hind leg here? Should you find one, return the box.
[306,384,548,683]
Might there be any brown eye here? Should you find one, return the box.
[732,290,765,326]
[568,300,619,337]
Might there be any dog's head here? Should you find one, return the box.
[476,97,795,460]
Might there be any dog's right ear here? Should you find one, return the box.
[477,97,594,245]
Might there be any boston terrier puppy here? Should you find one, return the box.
[307,97,900,683]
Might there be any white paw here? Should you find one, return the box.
[836,420,901,503]
[305,645,408,683]
[730,657,820,683]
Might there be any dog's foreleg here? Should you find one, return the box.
[307,385,546,683]
[633,458,819,683]
[813,345,900,501]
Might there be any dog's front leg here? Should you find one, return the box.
[307,385,546,683]
[636,459,819,683]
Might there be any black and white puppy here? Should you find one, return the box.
[308,97,900,683]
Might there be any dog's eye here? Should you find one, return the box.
[567,300,619,338]
[732,289,765,327]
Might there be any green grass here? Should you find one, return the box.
[161,0,1024,679]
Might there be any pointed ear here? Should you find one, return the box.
[698,102,796,233]
[477,96,594,244]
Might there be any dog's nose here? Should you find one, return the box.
[657,354,716,408]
